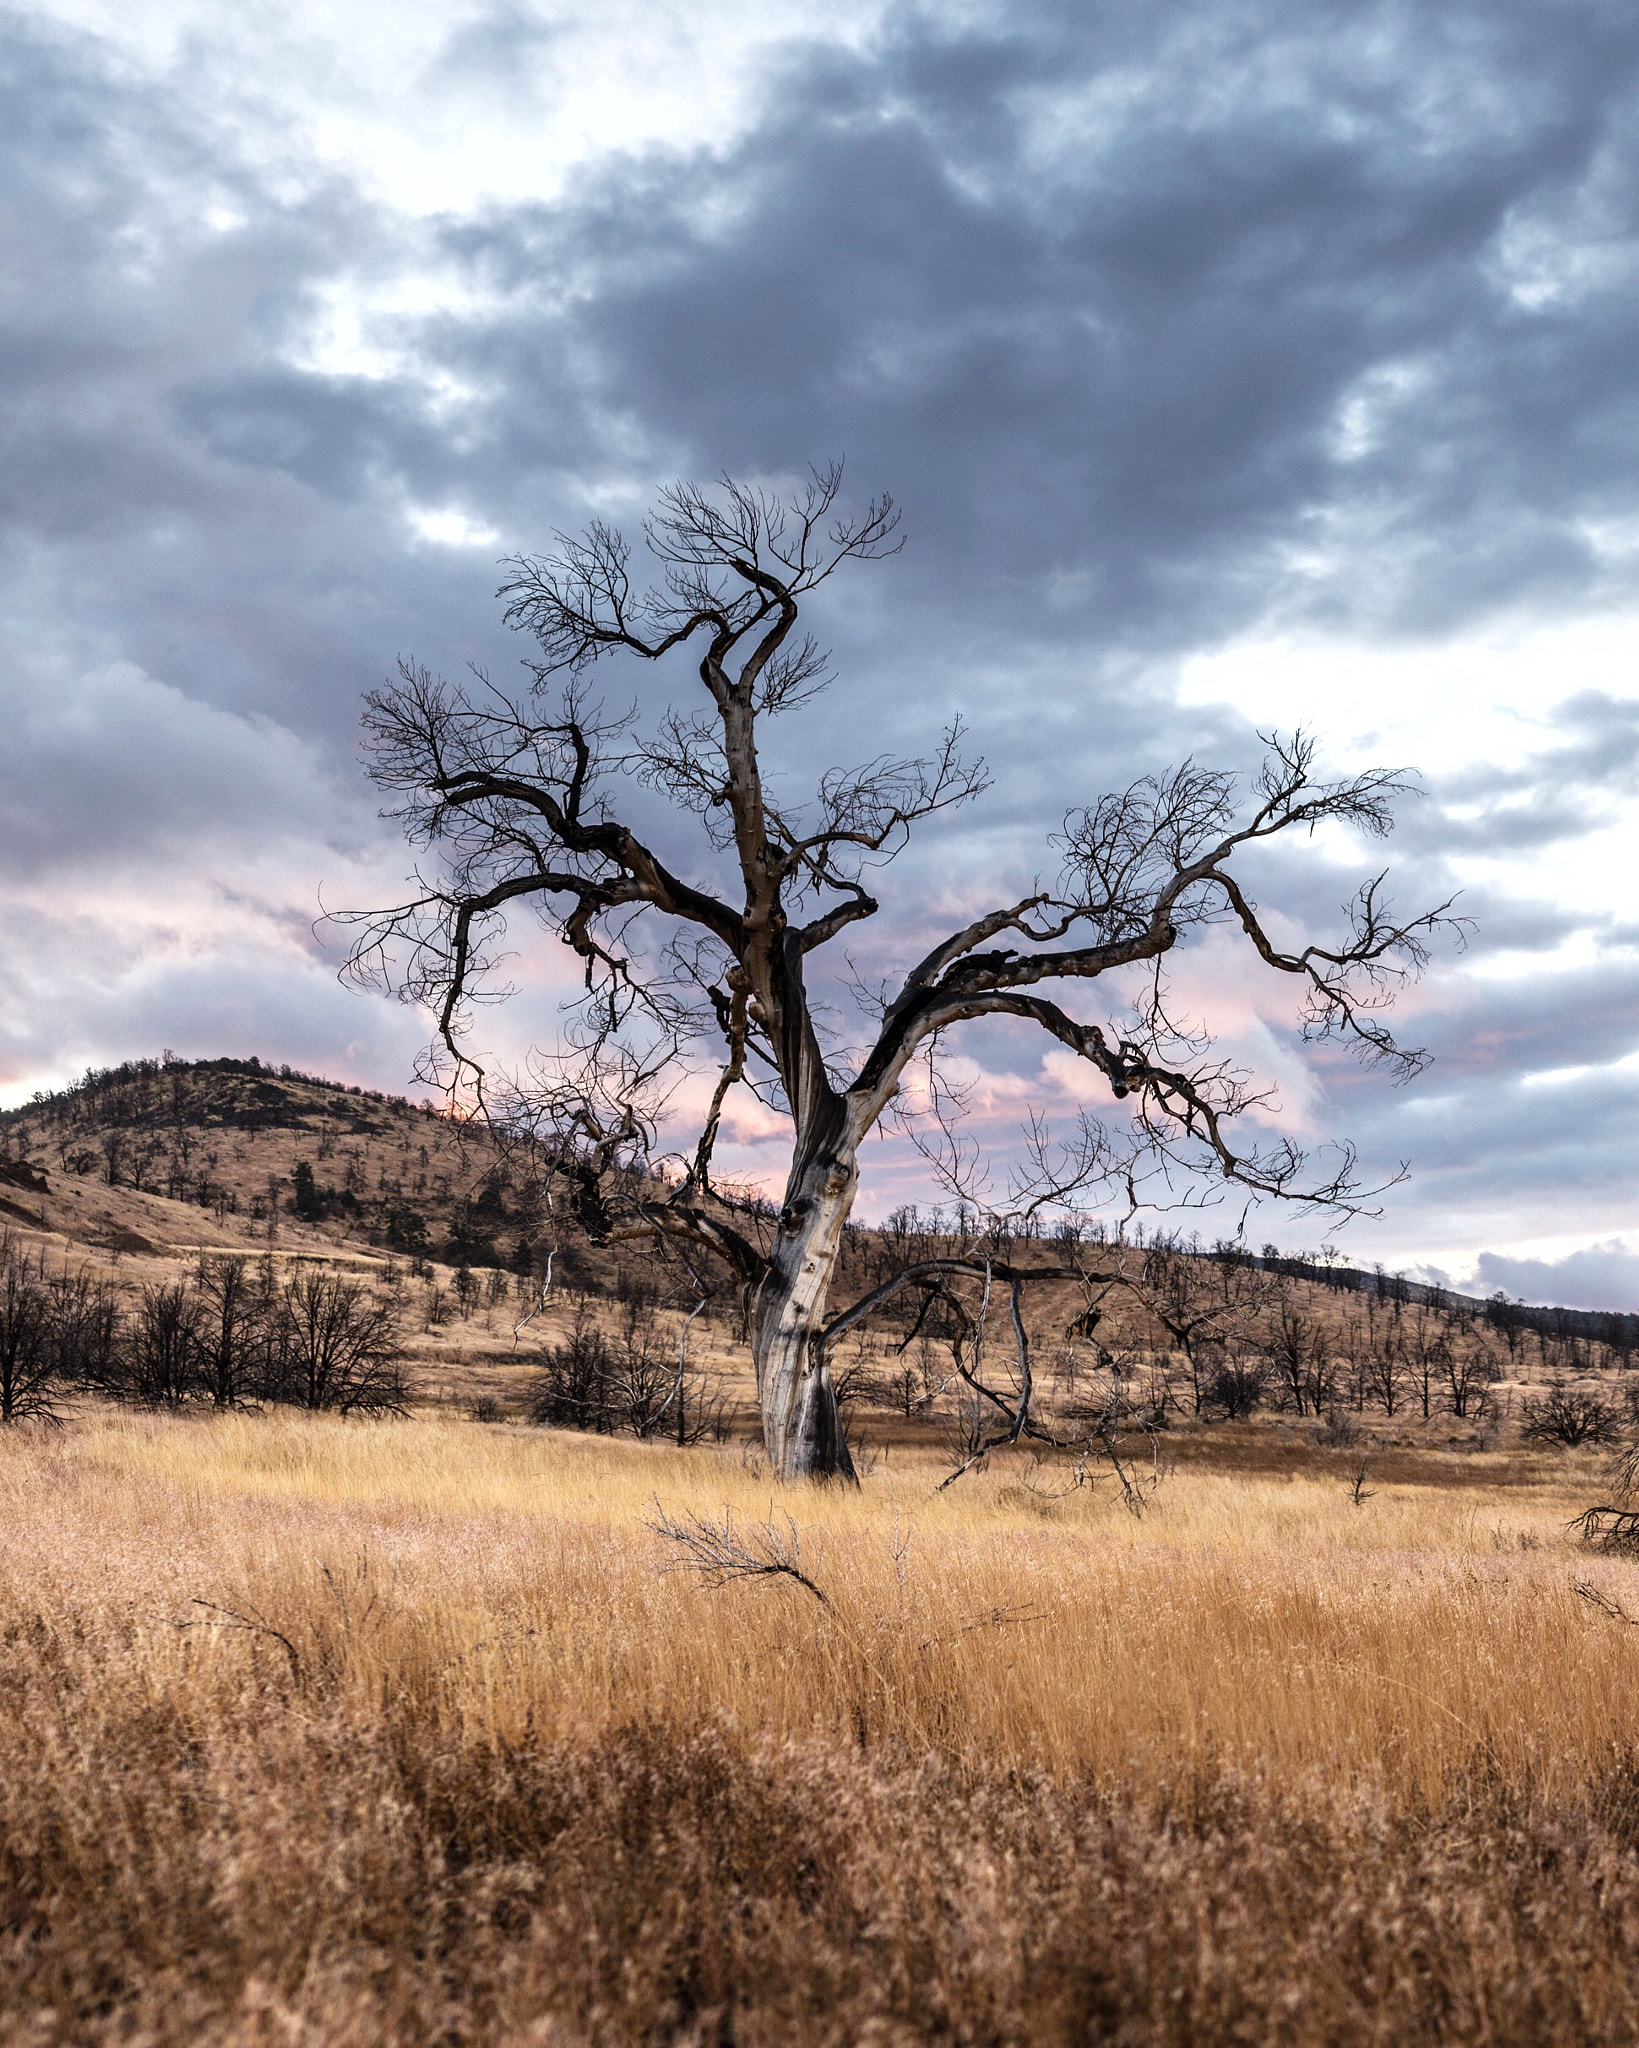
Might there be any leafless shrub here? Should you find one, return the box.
[829,1355,887,1412]
[1204,1356,1265,1420]
[125,1280,205,1408]
[195,1253,260,1408]
[1362,1337,1407,1416]
[1522,1380,1618,1448]
[530,1314,619,1432]
[874,1357,935,1416]
[46,1262,122,1395]
[610,1288,680,1438]
[1265,1298,1334,1417]
[1316,1405,1360,1448]
[530,1300,723,1443]
[1443,1338,1498,1419]
[268,1271,407,1414]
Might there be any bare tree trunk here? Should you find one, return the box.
[350,480,1451,1489]
[753,1142,859,1482]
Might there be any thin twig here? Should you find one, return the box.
[645,1497,829,1603]
[917,1602,1048,1651]
[180,1598,302,1678]
[1576,1580,1639,1625]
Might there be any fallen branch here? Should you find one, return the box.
[1572,1505,1639,1555]
[645,1498,828,1604]
[179,1598,302,1679]
[1576,1579,1639,1625]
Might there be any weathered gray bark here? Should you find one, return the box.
[752,1141,861,1480]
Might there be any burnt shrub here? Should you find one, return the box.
[1204,1358,1265,1421]
[1521,1379,1618,1448]
[0,1232,60,1422]
[124,1280,205,1408]
[267,1270,407,1414]
[530,1313,618,1433]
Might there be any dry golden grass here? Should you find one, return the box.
[6,1408,1639,2042]
[34,1407,1627,1798]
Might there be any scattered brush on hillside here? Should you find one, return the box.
[6,1057,1639,1475]
[0,1231,409,1418]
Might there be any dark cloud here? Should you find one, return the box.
[5,0,1639,1274]
[14,1,1639,731]
[413,0,1639,660]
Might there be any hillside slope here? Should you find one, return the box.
[2,1054,1634,1463]
[0,1056,510,1261]
[0,1056,745,1416]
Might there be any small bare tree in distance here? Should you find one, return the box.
[342,465,1454,1481]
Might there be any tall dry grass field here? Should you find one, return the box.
[5,1409,1639,2043]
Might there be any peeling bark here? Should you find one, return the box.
[753,1145,860,1481]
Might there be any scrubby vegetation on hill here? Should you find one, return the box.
[2,1053,511,1254]
[2,1054,1638,1464]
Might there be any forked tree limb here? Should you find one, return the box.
[340,469,1455,1480]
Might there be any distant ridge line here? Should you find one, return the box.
[4,1053,1631,1342]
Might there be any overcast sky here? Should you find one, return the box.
[5,0,1639,1304]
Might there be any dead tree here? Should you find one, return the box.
[342,467,1454,1481]
[1265,1295,1333,1419]
[270,1270,407,1415]
[1130,1234,1273,1414]
[0,1233,60,1424]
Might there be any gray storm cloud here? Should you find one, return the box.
[4,0,1639,1282]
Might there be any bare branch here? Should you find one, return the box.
[645,1498,829,1603]
[341,467,1453,1484]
